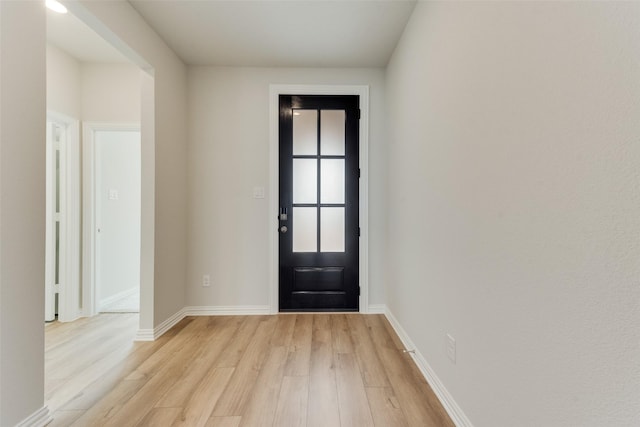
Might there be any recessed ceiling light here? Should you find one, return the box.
[46,0,68,14]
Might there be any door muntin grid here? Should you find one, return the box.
[292,109,346,253]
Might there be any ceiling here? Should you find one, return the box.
[46,6,129,63]
[47,0,416,68]
[128,0,416,67]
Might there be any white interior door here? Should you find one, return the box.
[95,130,141,311]
[45,121,63,321]
[46,115,81,322]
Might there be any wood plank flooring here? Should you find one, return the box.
[45,313,454,427]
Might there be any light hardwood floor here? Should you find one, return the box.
[45,313,454,427]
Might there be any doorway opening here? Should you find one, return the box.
[83,125,141,314]
[44,3,156,415]
[46,0,154,328]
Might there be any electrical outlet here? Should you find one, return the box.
[202,274,210,287]
[446,334,456,363]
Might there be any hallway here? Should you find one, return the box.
[45,314,453,426]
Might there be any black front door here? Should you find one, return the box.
[279,95,359,311]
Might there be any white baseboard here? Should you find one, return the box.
[134,328,155,342]
[98,286,138,311]
[367,303,386,314]
[15,406,52,427]
[184,305,271,316]
[134,305,271,341]
[134,307,186,342]
[383,307,474,427]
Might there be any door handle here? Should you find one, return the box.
[279,225,288,233]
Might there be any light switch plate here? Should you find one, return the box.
[446,334,456,363]
[108,189,119,200]
[253,187,265,199]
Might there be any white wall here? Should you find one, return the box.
[0,2,46,425]
[47,44,140,123]
[385,2,640,426]
[187,66,387,308]
[81,63,141,123]
[73,0,188,328]
[47,43,81,119]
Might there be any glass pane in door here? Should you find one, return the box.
[293,159,317,203]
[293,207,317,252]
[320,159,345,204]
[320,207,345,252]
[293,110,317,155]
[320,110,345,155]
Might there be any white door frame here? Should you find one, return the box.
[46,111,81,322]
[82,123,141,316]
[268,85,370,313]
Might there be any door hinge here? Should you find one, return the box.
[358,286,361,296]
[358,168,361,178]
[358,227,361,237]
[357,109,361,120]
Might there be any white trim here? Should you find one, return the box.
[14,406,52,427]
[82,123,141,318]
[135,307,185,342]
[134,328,155,342]
[152,308,184,339]
[98,286,138,311]
[62,117,81,322]
[367,304,386,314]
[135,305,272,341]
[65,2,153,74]
[81,123,97,316]
[383,307,474,427]
[44,121,56,322]
[268,84,370,314]
[184,305,272,316]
